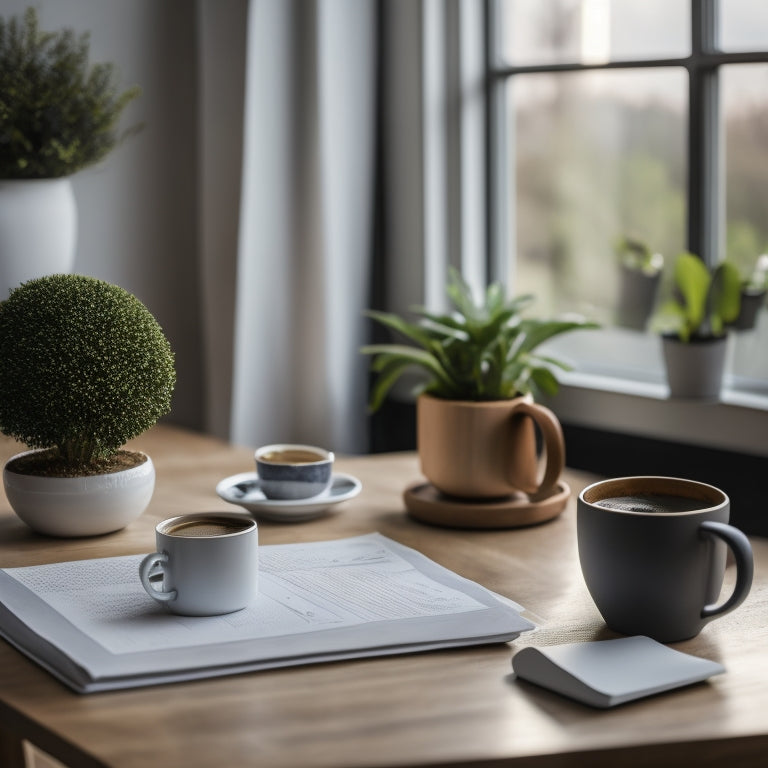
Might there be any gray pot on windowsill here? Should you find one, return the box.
[729,288,766,331]
[661,333,728,401]
[617,264,661,331]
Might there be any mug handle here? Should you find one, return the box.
[139,552,177,603]
[700,521,754,620]
[507,400,565,499]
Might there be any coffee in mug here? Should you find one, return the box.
[594,493,704,514]
[259,448,326,464]
[578,476,753,642]
[139,513,258,616]
[164,518,253,537]
[255,443,334,500]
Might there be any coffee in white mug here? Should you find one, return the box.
[139,513,258,616]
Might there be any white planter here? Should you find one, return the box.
[662,335,728,401]
[0,178,77,299]
[3,452,155,538]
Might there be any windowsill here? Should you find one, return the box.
[544,370,768,458]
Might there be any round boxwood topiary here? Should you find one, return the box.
[0,274,175,475]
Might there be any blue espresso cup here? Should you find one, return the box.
[255,444,334,500]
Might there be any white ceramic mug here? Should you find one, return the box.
[139,513,258,616]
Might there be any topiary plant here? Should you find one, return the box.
[0,274,175,476]
[0,7,140,179]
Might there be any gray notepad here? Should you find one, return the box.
[512,635,725,708]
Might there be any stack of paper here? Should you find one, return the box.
[0,533,534,693]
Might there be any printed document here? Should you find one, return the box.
[0,533,533,692]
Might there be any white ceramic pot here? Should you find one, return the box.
[3,452,155,538]
[0,178,77,299]
[662,335,728,400]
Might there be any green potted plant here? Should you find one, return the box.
[362,269,597,522]
[0,8,140,297]
[652,251,742,400]
[615,235,664,330]
[0,274,175,537]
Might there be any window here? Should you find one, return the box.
[487,0,768,451]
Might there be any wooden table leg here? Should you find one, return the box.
[0,720,26,768]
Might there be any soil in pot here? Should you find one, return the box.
[6,449,147,478]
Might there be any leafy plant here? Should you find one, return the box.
[0,7,140,179]
[361,268,598,411]
[745,254,768,292]
[615,235,663,275]
[0,274,175,474]
[652,252,742,342]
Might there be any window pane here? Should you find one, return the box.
[511,69,686,317]
[499,0,689,66]
[720,0,768,52]
[723,64,768,396]
[508,69,687,378]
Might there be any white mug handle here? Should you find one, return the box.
[139,552,177,603]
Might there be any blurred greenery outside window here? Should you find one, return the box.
[489,0,768,399]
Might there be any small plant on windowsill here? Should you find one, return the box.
[616,235,664,277]
[745,254,768,292]
[614,235,664,331]
[732,253,768,330]
[651,251,741,343]
[651,251,742,400]
[0,274,175,537]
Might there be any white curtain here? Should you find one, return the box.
[198,0,377,454]
[196,0,485,453]
[232,0,377,454]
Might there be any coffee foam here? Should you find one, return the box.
[595,493,704,514]
[165,519,251,537]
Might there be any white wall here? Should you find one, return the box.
[2,0,205,430]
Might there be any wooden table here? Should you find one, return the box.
[0,425,766,768]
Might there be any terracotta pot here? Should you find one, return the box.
[416,394,565,500]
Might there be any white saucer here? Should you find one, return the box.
[216,472,362,522]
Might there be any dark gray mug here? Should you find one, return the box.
[577,476,753,643]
